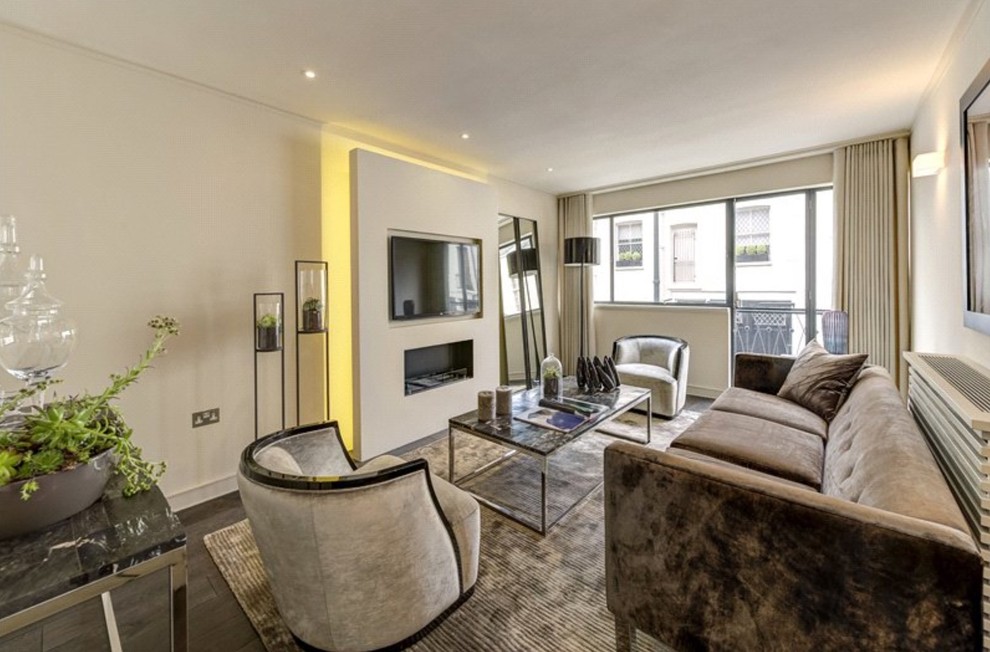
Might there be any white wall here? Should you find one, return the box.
[911,0,990,367]
[352,150,499,458]
[593,305,731,397]
[0,27,323,509]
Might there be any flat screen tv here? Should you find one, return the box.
[389,234,481,321]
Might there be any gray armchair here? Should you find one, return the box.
[237,421,480,652]
[612,335,690,417]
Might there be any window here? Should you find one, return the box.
[615,220,643,268]
[735,205,770,262]
[593,186,834,354]
[593,205,724,303]
[671,225,696,283]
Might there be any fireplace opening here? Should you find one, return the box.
[404,340,474,396]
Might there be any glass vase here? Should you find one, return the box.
[0,256,76,405]
[540,352,563,401]
[0,215,23,304]
[296,261,327,333]
[255,295,283,352]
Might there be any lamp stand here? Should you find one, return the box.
[578,262,586,360]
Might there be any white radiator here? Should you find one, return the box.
[904,352,990,651]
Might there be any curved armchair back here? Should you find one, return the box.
[613,335,688,376]
[612,335,690,417]
[238,422,466,652]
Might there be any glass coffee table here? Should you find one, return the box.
[448,378,650,535]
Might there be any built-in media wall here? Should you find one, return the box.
[352,149,498,459]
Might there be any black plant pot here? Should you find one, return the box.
[543,376,560,400]
[256,326,281,351]
[301,308,324,333]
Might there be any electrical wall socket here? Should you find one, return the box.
[192,408,220,428]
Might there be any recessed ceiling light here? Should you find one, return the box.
[461,133,470,140]
[303,69,317,79]
[546,167,554,172]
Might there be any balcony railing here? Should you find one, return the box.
[734,307,827,356]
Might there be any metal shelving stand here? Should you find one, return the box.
[294,260,330,424]
[253,292,286,439]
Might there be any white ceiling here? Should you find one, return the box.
[0,1,972,194]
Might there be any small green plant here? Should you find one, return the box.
[543,367,560,379]
[256,313,279,328]
[736,243,770,259]
[302,297,323,312]
[0,316,179,500]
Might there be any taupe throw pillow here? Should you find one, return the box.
[778,340,868,422]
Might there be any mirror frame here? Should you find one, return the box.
[497,215,548,388]
[960,56,990,336]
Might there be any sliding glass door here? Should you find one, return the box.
[732,189,833,356]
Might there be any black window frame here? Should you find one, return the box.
[592,185,833,348]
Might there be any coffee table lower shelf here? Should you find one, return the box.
[448,388,651,536]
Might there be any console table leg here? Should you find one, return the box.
[170,550,188,652]
[101,592,123,652]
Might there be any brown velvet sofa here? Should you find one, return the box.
[604,353,982,651]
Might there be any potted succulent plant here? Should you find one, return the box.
[301,296,324,332]
[0,316,180,539]
[255,312,281,351]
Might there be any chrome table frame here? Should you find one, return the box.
[0,545,188,651]
[449,390,651,535]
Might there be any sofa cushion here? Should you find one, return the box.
[778,340,867,421]
[711,387,827,440]
[666,448,817,491]
[670,410,824,489]
[824,367,972,535]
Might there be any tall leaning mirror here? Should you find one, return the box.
[498,215,548,388]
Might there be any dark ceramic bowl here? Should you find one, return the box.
[0,448,115,539]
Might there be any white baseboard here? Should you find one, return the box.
[688,385,723,399]
[166,475,238,512]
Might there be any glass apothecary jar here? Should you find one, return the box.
[296,261,327,333]
[0,256,76,405]
[254,293,283,352]
[540,352,563,401]
[0,215,23,304]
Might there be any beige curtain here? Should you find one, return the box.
[833,136,910,392]
[558,193,595,374]
[967,118,990,312]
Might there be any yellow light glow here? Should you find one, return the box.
[303,69,317,79]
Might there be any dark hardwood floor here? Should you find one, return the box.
[0,492,260,652]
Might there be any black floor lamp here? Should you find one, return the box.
[563,236,600,360]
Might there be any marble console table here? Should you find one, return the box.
[0,475,187,651]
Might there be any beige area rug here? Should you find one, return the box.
[204,409,701,651]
